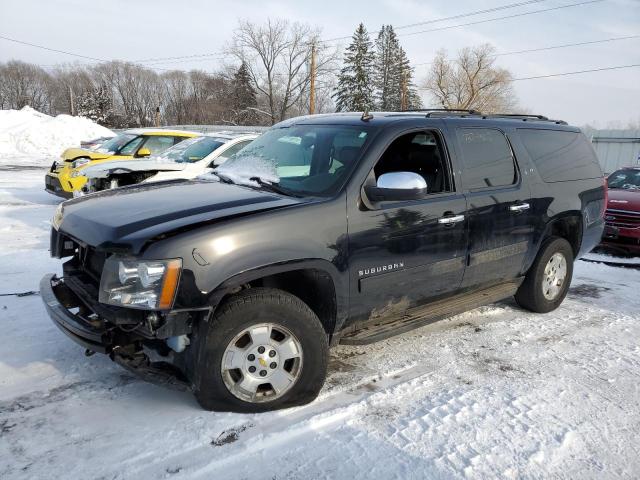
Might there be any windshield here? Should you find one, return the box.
[96,133,137,154]
[156,136,225,163]
[214,125,370,196]
[608,169,640,190]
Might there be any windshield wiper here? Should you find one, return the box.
[211,171,235,184]
[249,177,300,197]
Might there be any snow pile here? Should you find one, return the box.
[0,106,114,163]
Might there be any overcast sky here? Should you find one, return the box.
[0,0,638,127]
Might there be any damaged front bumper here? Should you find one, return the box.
[41,273,109,353]
[40,273,193,391]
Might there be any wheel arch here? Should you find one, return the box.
[206,260,346,340]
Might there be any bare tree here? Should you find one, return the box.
[229,19,337,124]
[0,60,51,111]
[423,44,517,113]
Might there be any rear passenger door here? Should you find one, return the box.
[454,127,533,288]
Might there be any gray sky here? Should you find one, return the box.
[0,0,639,126]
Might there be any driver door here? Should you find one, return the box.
[346,130,468,326]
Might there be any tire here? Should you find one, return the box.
[515,236,574,313]
[192,287,328,413]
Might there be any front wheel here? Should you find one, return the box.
[192,288,328,412]
[515,236,574,313]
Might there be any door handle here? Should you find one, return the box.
[438,214,465,225]
[509,202,530,213]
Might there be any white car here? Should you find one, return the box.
[78,131,259,194]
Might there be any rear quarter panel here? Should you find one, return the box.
[507,128,605,267]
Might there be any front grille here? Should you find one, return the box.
[604,209,640,228]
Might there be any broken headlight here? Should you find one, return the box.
[51,203,64,230]
[99,256,182,310]
[72,158,90,169]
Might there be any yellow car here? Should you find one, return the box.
[45,129,199,198]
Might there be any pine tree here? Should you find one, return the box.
[333,23,375,112]
[229,61,259,125]
[373,25,422,111]
[397,46,422,110]
[77,83,112,125]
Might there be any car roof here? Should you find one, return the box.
[123,128,200,137]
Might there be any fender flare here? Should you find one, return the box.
[206,258,347,330]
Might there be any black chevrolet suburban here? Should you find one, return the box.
[41,110,605,412]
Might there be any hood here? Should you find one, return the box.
[59,179,303,253]
[607,188,640,212]
[81,159,188,179]
[62,147,111,161]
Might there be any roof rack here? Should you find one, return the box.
[384,109,567,124]
[482,113,567,125]
[402,108,482,117]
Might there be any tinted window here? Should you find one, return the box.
[457,128,516,189]
[374,131,451,194]
[518,129,602,182]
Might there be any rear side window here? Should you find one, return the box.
[457,128,516,190]
[518,129,602,182]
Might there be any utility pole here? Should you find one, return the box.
[155,106,161,127]
[309,43,316,115]
[68,86,75,116]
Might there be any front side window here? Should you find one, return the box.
[373,130,451,194]
[457,128,516,190]
[118,136,145,155]
[215,125,370,196]
[220,140,252,160]
[158,137,225,163]
[96,133,137,154]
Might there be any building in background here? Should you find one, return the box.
[589,129,640,174]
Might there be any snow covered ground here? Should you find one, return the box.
[1,165,640,480]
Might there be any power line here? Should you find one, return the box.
[511,63,640,80]
[396,0,604,39]
[135,52,226,64]
[416,63,640,88]
[319,0,552,43]
[133,1,556,63]
[413,34,640,67]
[396,0,550,31]
[0,34,107,62]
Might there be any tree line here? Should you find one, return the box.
[0,19,517,128]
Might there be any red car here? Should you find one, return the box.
[601,167,640,254]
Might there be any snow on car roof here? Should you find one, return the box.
[202,132,260,142]
[123,128,201,136]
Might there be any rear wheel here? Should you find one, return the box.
[193,288,328,412]
[515,237,574,313]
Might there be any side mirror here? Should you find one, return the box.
[136,147,151,158]
[210,156,228,168]
[364,172,428,202]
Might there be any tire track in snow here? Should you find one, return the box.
[126,362,441,478]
